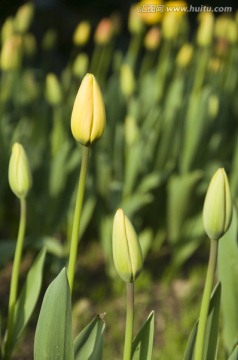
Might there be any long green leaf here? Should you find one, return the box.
[183,322,198,360]
[183,282,221,360]
[74,315,105,360]
[34,268,74,360]
[228,345,238,360]
[11,248,46,347]
[218,206,238,353]
[132,311,154,360]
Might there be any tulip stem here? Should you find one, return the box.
[5,198,27,359]
[67,145,89,294]
[123,282,134,360]
[194,238,218,360]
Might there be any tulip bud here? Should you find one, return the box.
[41,29,57,50]
[94,18,113,45]
[73,21,91,46]
[176,43,193,68]
[120,63,135,97]
[0,35,23,71]
[139,0,164,26]
[197,12,214,47]
[72,53,89,78]
[144,27,161,51]
[8,143,32,199]
[1,17,14,44]
[128,4,144,34]
[45,73,62,106]
[112,209,143,283]
[203,168,232,241]
[14,3,34,34]
[71,73,106,146]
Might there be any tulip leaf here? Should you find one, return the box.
[218,206,238,353]
[183,282,221,360]
[167,171,203,244]
[228,345,238,360]
[34,268,74,360]
[132,311,154,360]
[183,321,198,360]
[74,315,105,360]
[11,248,46,347]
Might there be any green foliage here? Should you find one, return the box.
[132,311,154,360]
[34,268,74,360]
[218,206,238,354]
[184,282,221,360]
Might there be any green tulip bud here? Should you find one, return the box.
[112,208,143,283]
[72,53,89,79]
[203,168,232,241]
[71,73,106,146]
[8,143,32,199]
[0,35,23,71]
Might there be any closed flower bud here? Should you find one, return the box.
[8,143,32,199]
[1,17,14,44]
[41,29,57,50]
[144,27,161,50]
[120,63,135,97]
[203,168,232,241]
[14,3,34,34]
[176,43,193,68]
[0,35,23,71]
[94,18,113,45]
[139,0,164,26]
[112,209,143,283]
[71,73,106,146]
[45,73,62,106]
[128,4,144,34]
[197,12,214,47]
[72,53,89,78]
[73,21,91,46]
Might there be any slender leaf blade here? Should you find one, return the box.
[74,315,105,360]
[132,311,154,360]
[34,268,74,360]
[11,248,46,346]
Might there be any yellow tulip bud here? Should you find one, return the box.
[196,12,214,47]
[112,209,143,283]
[203,168,232,241]
[139,0,164,26]
[0,35,23,71]
[120,63,135,97]
[71,73,106,146]
[8,143,32,199]
[1,17,14,44]
[73,21,91,46]
[14,3,34,34]
[176,43,193,68]
[128,4,144,34]
[45,73,62,106]
[72,53,89,78]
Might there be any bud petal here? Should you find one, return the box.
[112,209,143,282]
[71,73,106,146]
[203,168,232,240]
[8,143,32,199]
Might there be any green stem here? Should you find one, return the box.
[67,146,89,293]
[123,282,134,360]
[5,198,27,359]
[194,238,218,360]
